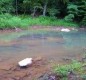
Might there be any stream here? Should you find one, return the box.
[0,29,86,63]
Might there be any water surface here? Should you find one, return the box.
[0,30,86,62]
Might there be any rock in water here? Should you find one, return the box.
[18,58,32,67]
[61,28,70,32]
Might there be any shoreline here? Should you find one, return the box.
[0,26,79,32]
[0,26,86,32]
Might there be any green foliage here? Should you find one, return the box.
[65,0,86,26]
[0,0,14,13]
[80,16,86,27]
[24,16,78,27]
[54,61,83,76]
[0,0,85,28]
[64,14,74,21]
[65,3,78,22]
[76,0,86,26]
[0,14,78,29]
[48,8,60,17]
[0,14,29,29]
[67,4,78,15]
[76,1,86,17]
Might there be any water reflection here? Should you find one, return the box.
[60,31,86,48]
[17,31,86,48]
[0,30,86,61]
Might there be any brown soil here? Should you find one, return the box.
[0,57,52,80]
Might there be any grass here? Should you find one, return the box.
[54,60,86,79]
[0,13,78,29]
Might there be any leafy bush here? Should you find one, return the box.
[67,4,78,15]
[54,61,83,76]
[0,0,14,13]
[0,14,78,29]
[80,16,86,27]
[0,14,29,29]
[64,3,79,22]
[47,8,60,17]
[0,13,12,18]
[64,14,74,21]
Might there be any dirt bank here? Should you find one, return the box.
[0,57,53,80]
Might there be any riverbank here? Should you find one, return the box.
[0,25,86,33]
[0,54,86,80]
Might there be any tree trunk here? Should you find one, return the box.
[43,0,48,16]
[24,9,26,15]
[16,0,18,15]
[32,7,36,17]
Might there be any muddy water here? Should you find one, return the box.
[0,30,86,63]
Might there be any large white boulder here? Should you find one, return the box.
[18,58,32,67]
[61,28,70,32]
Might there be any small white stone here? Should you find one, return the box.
[18,58,32,67]
[61,28,70,32]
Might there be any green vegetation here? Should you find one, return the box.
[0,14,78,29]
[54,60,86,79]
[0,0,86,29]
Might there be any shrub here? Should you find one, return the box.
[47,8,60,17]
[0,14,78,29]
[0,14,29,29]
[0,13,12,19]
[64,14,74,22]
[54,61,83,76]
[80,16,86,27]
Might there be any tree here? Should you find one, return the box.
[15,0,18,15]
[0,0,14,14]
[42,0,48,16]
[22,0,42,16]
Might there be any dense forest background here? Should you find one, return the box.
[0,0,86,29]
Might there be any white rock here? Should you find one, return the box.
[61,28,70,32]
[18,58,32,67]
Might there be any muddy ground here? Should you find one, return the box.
[0,56,55,80]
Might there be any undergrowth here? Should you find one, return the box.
[54,60,86,79]
[0,13,78,29]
